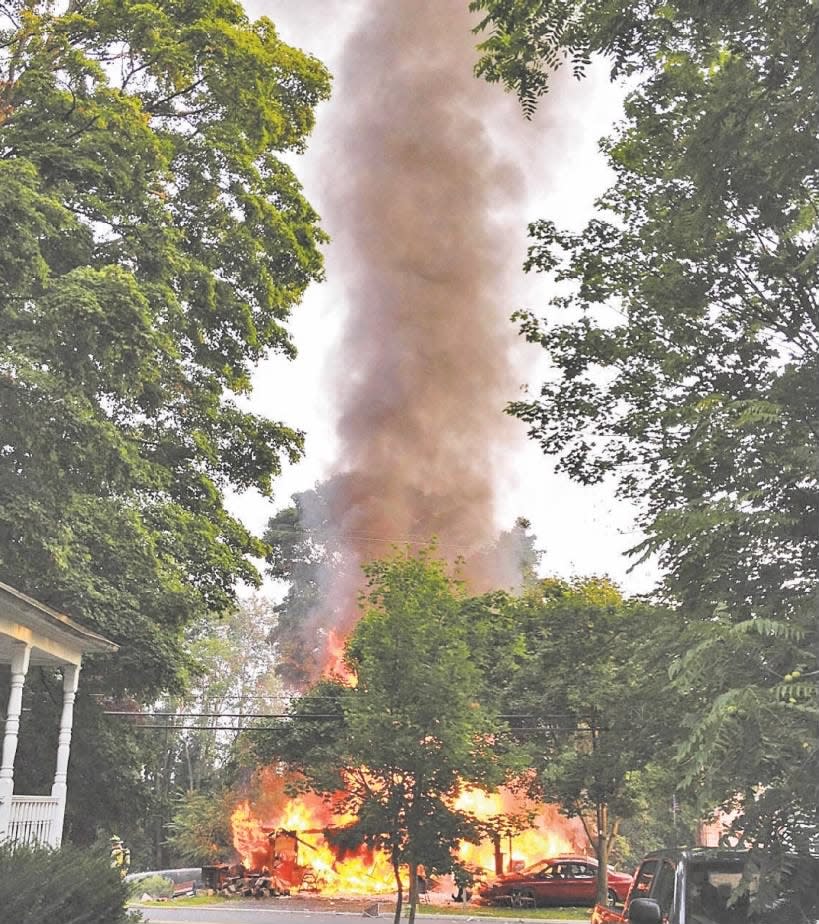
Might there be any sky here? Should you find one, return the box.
[231,1,658,596]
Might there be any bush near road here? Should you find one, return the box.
[0,843,136,923]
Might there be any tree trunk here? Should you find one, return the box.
[595,801,609,905]
[392,851,403,924]
[407,860,418,924]
[590,716,610,906]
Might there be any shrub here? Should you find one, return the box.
[0,842,138,923]
[166,787,234,865]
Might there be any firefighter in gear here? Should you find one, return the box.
[110,835,130,878]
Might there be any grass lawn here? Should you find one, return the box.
[134,896,592,920]
[419,903,591,920]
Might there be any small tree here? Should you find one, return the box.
[166,788,234,866]
[506,578,684,905]
[261,547,512,924]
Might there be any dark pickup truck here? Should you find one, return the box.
[590,846,818,924]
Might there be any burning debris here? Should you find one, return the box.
[219,773,587,900]
[228,790,402,896]
[201,863,289,899]
[203,827,327,898]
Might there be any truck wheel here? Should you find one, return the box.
[607,888,618,907]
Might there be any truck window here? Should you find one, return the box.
[687,860,748,923]
[654,860,676,916]
[632,860,659,900]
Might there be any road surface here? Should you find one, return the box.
[135,906,577,924]
[137,909,372,924]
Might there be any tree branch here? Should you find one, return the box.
[144,76,207,114]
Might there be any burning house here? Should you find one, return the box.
[216,773,587,899]
[210,0,588,902]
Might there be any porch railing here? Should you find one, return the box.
[7,795,60,847]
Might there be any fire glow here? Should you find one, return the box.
[455,787,583,874]
[324,628,356,686]
[230,777,586,896]
[231,787,397,894]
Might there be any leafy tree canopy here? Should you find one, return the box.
[165,787,234,866]
[469,0,813,114]
[0,0,330,695]
[473,0,819,857]
[1,0,330,843]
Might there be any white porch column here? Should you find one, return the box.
[0,642,32,841]
[50,661,81,848]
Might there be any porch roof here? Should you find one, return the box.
[0,581,118,666]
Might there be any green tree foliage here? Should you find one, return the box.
[473,0,819,860]
[174,595,283,790]
[503,578,686,903]
[166,787,234,866]
[134,597,282,865]
[0,0,329,692]
[252,548,513,924]
[1,0,329,835]
[610,763,699,870]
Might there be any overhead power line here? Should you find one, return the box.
[121,723,595,735]
[125,725,294,731]
[103,710,577,720]
[103,711,592,736]
[103,711,343,720]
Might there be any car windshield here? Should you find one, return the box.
[516,858,599,877]
[687,859,752,923]
[518,860,555,876]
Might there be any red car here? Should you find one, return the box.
[478,855,633,908]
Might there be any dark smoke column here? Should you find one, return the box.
[305,0,526,673]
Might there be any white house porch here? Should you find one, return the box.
[0,581,117,848]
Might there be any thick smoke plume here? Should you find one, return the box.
[275,0,535,683]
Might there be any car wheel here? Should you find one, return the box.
[607,888,619,908]
[512,889,536,908]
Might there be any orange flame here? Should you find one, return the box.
[231,801,271,870]
[455,787,584,872]
[325,629,357,686]
[231,784,396,894]
[231,773,587,895]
